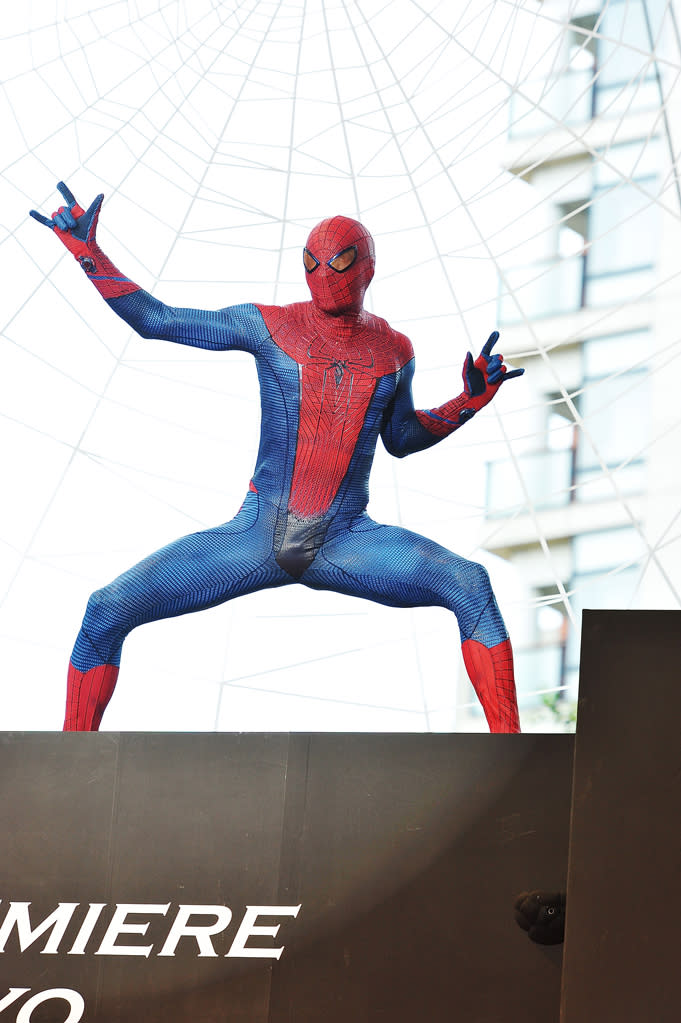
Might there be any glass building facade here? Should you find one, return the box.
[486,0,676,726]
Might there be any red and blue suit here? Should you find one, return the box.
[31,183,523,732]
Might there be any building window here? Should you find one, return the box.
[497,200,588,325]
[514,585,570,708]
[486,390,579,516]
[565,525,647,683]
[585,178,658,305]
[576,331,649,501]
[507,11,598,140]
[486,331,648,516]
[594,0,661,117]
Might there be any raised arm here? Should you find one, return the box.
[382,332,523,458]
[30,182,264,353]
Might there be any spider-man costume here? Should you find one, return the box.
[31,182,523,733]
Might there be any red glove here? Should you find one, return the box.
[416,331,524,438]
[30,181,139,300]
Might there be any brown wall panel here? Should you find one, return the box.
[561,611,681,1022]
[0,733,573,1022]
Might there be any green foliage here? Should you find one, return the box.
[541,692,578,729]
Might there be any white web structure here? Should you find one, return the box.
[1,0,679,731]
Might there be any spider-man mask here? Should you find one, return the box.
[303,216,375,315]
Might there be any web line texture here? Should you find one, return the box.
[1,0,679,730]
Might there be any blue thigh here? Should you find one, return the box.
[71,491,291,670]
[301,513,508,646]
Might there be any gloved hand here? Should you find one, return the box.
[30,182,138,300]
[458,331,524,424]
[416,331,524,437]
[30,181,104,273]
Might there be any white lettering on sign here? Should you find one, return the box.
[158,905,233,957]
[0,901,302,958]
[0,905,78,955]
[227,905,302,959]
[67,904,106,955]
[0,989,84,1023]
[16,990,84,1023]
[0,991,29,1013]
[94,904,171,957]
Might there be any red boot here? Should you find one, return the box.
[461,637,521,733]
[64,662,119,731]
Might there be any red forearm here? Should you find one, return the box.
[49,193,140,300]
[415,392,477,438]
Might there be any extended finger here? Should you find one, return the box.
[461,350,475,385]
[57,181,78,209]
[84,193,104,222]
[481,330,500,358]
[503,367,525,381]
[29,209,55,228]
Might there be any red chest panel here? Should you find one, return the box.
[257,302,413,517]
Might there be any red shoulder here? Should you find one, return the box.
[255,301,312,322]
[255,302,312,361]
[362,312,414,373]
[255,302,283,330]
[254,302,414,375]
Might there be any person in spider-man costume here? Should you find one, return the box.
[31,182,524,733]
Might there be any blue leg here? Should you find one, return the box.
[302,513,507,646]
[71,491,291,672]
[301,514,519,732]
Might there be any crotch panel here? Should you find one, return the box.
[274,513,329,580]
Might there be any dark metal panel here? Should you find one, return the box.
[0,732,121,1007]
[561,611,681,1022]
[97,732,292,1022]
[0,733,291,1023]
[270,734,574,1023]
[0,732,573,1023]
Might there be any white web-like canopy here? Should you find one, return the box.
[1,0,679,730]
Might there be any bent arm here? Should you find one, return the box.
[381,359,445,458]
[382,332,523,457]
[76,237,265,355]
[30,182,265,353]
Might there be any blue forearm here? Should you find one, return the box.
[381,359,444,457]
[382,411,441,457]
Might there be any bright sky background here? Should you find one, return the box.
[1,0,678,730]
